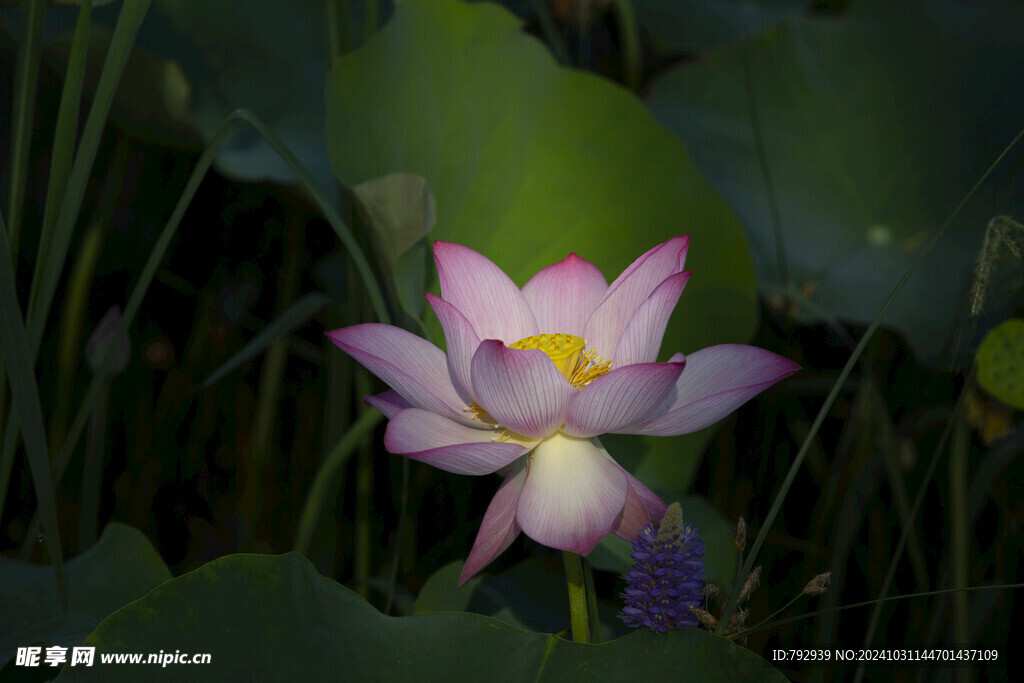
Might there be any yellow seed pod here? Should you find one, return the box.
[976,318,1024,410]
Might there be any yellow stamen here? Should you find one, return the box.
[509,333,610,390]
[469,402,515,442]
[509,333,585,379]
[571,349,611,389]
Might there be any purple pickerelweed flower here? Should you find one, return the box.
[620,502,706,633]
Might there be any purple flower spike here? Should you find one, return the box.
[620,502,705,633]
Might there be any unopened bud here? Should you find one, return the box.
[657,502,683,543]
[803,572,831,596]
[725,608,749,635]
[86,306,131,375]
[738,565,761,604]
[688,605,718,629]
[735,516,746,551]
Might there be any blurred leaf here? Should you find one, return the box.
[61,553,783,680]
[394,240,431,324]
[26,0,336,183]
[353,173,436,326]
[588,494,736,586]
[136,0,334,184]
[646,1,1024,365]
[414,561,480,614]
[0,524,170,668]
[353,173,436,273]
[41,25,196,148]
[326,0,760,480]
[976,318,1024,410]
[197,291,332,390]
[637,0,804,53]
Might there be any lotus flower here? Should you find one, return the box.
[327,237,798,585]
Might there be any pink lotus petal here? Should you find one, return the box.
[521,253,607,337]
[364,391,412,418]
[563,362,685,438]
[327,324,474,426]
[613,271,691,366]
[624,471,668,524]
[610,480,654,542]
[621,345,800,436]
[433,241,538,344]
[459,460,528,586]
[583,236,688,360]
[470,340,575,439]
[384,408,533,475]
[516,434,628,555]
[426,294,480,403]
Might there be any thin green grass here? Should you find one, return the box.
[18,109,390,550]
[717,126,1024,635]
[197,292,332,391]
[294,408,383,556]
[0,0,149,523]
[4,0,46,258]
[733,583,1024,641]
[0,213,67,609]
[0,0,93,519]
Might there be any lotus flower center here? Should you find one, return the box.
[509,333,610,390]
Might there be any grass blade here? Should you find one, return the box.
[733,583,1024,640]
[19,110,386,544]
[26,0,151,355]
[238,215,304,551]
[0,0,94,518]
[197,292,332,391]
[2,0,149,504]
[0,214,67,609]
[4,0,46,257]
[35,0,94,297]
[294,409,383,556]
[949,402,971,644]
[231,109,390,326]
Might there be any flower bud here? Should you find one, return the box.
[735,515,747,551]
[85,306,131,376]
[803,572,831,596]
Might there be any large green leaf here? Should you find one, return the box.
[59,553,783,680]
[646,1,1024,364]
[325,0,760,488]
[0,524,171,669]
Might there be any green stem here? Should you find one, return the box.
[364,0,378,42]
[612,0,640,92]
[52,222,104,460]
[733,582,1024,641]
[852,387,969,683]
[293,409,382,556]
[950,399,970,646]
[354,370,373,599]
[325,0,349,61]
[5,0,46,258]
[562,550,590,643]
[239,215,303,550]
[529,0,569,65]
[583,558,602,643]
[78,380,110,550]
